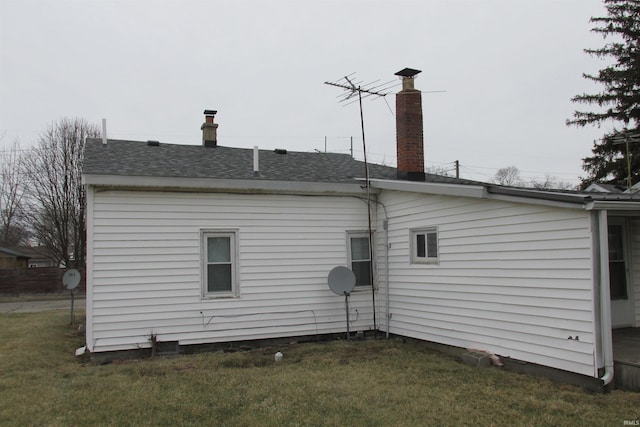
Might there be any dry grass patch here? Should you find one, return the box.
[0,311,639,426]
[0,293,82,303]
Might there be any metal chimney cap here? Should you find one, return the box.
[395,68,422,78]
[203,109,218,116]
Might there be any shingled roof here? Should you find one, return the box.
[83,138,478,186]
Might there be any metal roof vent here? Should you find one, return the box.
[274,148,287,155]
[147,140,160,146]
[395,68,422,91]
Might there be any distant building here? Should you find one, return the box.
[0,247,29,269]
[18,247,58,268]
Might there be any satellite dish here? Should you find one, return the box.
[327,266,356,296]
[63,269,81,290]
[328,266,356,341]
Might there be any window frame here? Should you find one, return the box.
[347,231,372,289]
[607,220,629,301]
[410,227,439,264]
[201,229,239,299]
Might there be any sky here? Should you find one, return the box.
[0,0,613,186]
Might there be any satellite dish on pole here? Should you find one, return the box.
[327,266,356,296]
[327,266,356,340]
[62,269,81,325]
[63,269,81,290]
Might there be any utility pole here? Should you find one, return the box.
[455,160,460,179]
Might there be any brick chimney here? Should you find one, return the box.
[201,110,218,147]
[395,68,424,181]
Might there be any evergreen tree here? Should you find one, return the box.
[568,0,640,188]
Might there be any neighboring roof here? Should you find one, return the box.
[17,246,55,260]
[627,182,640,194]
[83,138,479,186]
[0,247,30,258]
[585,183,627,194]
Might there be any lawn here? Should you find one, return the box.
[0,311,638,426]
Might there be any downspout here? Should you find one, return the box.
[597,210,615,386]
[384,219,390,338]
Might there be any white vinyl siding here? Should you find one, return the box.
[86,189,376,353]
[377,190,597,377]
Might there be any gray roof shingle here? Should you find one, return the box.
[83,138,478,185]
[82,139,640,206]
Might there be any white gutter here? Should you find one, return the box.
[83,174,373,196]
[383,219,390,338]
[487,193,588,210]
[85,186,95,352]
[586,200,640,211]
[597,210,615,386]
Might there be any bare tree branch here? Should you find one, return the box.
[493,166,523,186]
[0,138,29,246]
[22,118,100,267]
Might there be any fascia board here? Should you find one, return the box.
[367,178,487,198]
[485,186,597,210]
[486,193,588,210]
[585,201,640,211]
[82,174,371,196]
[487,188,640,211]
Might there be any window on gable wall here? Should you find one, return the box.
[411,227,439,264]
[202,230,238,298]
[347,232,371,288]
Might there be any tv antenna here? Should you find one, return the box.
[324,73,395,170]
[324,73,395,332]
[325,73,397,107]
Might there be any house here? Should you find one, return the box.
[19,246,58,268]
[0,247,29,269]
[586,183,628,193]
[83,68,640,390]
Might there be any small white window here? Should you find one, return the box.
[411,227,438,264]
[347,232,371,288]
[202,230,238,298]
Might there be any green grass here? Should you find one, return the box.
[1,311,639,426]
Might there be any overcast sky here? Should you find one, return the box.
[0,0,612,185]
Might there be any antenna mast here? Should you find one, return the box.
[324,73,395,333]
